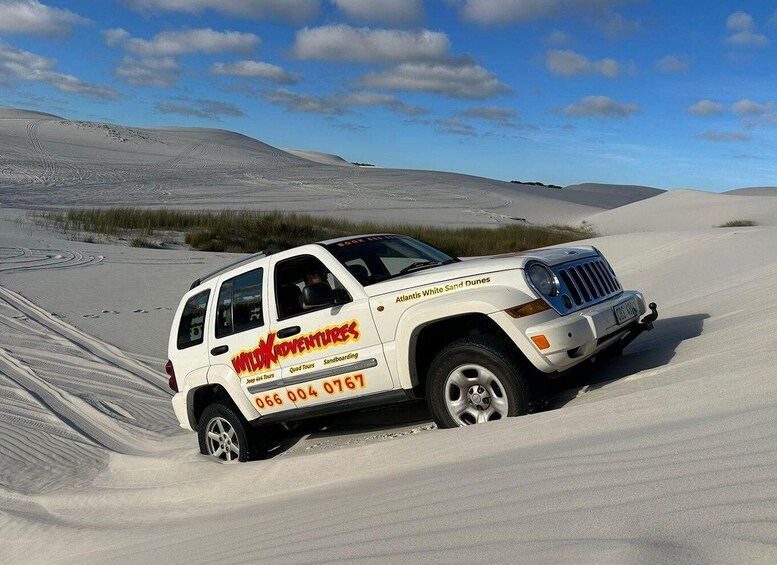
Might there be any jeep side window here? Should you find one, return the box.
[215,267,264,339]
[177,290,210,350]
[275,255,349,319]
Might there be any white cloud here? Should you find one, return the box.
[655,55,689,74]
[155,97,244,118]
[0,0,88,37]
[103,28,131,47]
[458,0,639,25]
[436,117,477,137]
[358,58,510,99]
[330,91,428,115]
[544,30,573,46]
[0,40,119,99]
[727,11,754,31]
[461,105,517,121]
[558,95,639,118]
[688,99,725,116]
[123,29,260,57]
[261,88,428,116]
[124,0,318,23]
[293,24,450,63]
[545,49,626,78]
[211,61,300,84]
[261,89,344,115]
[103,28,260,88]
[695,131,750,142]
[330,0,424,25]
[725,11,770,47]
[595,11,641,38]
[116,56,180,87]
[732,98,776,116]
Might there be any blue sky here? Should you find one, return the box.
[1,0,776,191]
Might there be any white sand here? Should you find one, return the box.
[1,110,777,563]
[0,108,650,227]
[588,189,777,234]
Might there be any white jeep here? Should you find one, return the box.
[166,234,657,462]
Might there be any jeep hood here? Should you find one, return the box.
[364,245,598,297]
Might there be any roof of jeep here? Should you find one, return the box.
[317,233,399,246]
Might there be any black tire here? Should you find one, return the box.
[426,335,530,429]
[197,402,265,463]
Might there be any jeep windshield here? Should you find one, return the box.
[325,235,458,286]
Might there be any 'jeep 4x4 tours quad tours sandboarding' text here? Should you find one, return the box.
[166,234,658,462]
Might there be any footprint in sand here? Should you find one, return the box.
[133,309,148,314]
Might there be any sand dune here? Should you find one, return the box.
[725,186,777,196]
[588,189,777,233]
[564,183,664,208]
[2,107,777,563]
[1,184,777,561]
[282,148,357,167]
[0,108,653,227]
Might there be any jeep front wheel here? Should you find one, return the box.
[426,336,529,428]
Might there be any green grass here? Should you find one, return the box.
[718,220,756,228]
[129,237,158,248]
[30,208,595,256]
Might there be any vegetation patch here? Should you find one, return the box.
[511,180,563,189]
[31,208,595,257]
[718,220,756,227]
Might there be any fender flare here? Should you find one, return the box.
[204,363,261,422]
[393,286,535,389]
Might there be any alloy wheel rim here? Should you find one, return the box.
[443,363,509,426]
[205,417,240,462]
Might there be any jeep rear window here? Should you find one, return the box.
[177,290,210,350]
[326,236,457,285]
[215,267,264,338]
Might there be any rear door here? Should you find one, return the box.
[207,264,296,418]
[269,248,396,411]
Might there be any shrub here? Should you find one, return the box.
[31,208,595,257]
[718,220,756,227]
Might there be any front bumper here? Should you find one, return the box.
[493,291,655,373]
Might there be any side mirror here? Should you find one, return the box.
[333,288,350,304]
[302,282,335,307]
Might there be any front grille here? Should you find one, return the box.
[528,256,623,315]
[556,258,621,307]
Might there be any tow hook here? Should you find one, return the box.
[640,302,658,331]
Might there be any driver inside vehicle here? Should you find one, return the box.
[300,269,332,310]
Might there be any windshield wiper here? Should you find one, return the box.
[398,259,454,275]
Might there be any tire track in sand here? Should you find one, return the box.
[0,286,168,393]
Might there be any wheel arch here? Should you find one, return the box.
[188,383,245,431]
[394,289,534,395]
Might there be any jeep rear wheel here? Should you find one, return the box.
[198,402,261,463]
[426,336,529,428]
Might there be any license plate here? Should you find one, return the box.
[613,297,639,325]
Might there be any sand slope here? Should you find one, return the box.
[588,189,777,233]
[725,186,777,196]
[282,148,357,167]
[0,109,656,226]
[1,192,777,562]
[564,182,664,208]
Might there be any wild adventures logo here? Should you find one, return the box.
[231,320,360,376]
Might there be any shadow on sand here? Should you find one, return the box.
[542,313,710,411]
[261,313,709,458]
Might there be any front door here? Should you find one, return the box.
[270,251,394,411]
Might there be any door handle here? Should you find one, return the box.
[277,326,301,338]
[210,345,229,356]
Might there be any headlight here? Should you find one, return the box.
[528,264,559,297]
